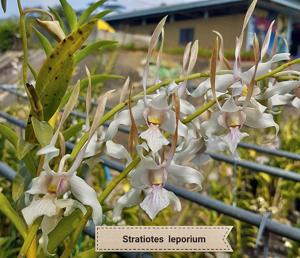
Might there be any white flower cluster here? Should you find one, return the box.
[21,0,300,253]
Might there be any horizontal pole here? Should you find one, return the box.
[0,111,26,128]
[208,152,300,182]
[238,142,300,161]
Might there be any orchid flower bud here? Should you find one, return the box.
[36,18,65,42]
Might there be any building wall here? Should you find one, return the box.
[121,14,245,50]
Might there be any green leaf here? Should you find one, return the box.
[0,123,18,147]
[0,192,27,239]
[59,0,77,32]
[74,40,117,64]
[12,174,24,202]
[59,73,123,109]
[62,122,84,141]
[78,0,107,25]
[12,166,32,202]
[1,0,6,12]
[47,209,84,253]
[35,20,97,121]
[28,63,38,80]
[16,139,35,160]
[22,154,37,177]
[80,74,124,90]
[31,117,53,147]
[48,6,67,34]
[18,217,42,258]
[33,27,53,56]
[92,9,112,20]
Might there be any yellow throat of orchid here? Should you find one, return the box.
[148,115,161,125]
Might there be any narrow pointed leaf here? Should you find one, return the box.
[74,40,117,64]
[0,193,27,239]
[16,139,35,160]
[92,9,112,20]
[33,27,53,56]
[28,63,38,80]
[78,0,107,25]
[49,6,67,33]
[62,122,84,141]
[18,218,42,258]
[80,74,124,90]
[59,0,77,32]
[1,0,6,12]
[0,123,18,147]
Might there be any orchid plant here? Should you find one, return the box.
[0,0,300,257]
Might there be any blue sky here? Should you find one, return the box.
[0,0,195,19]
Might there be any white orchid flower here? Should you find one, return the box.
[263,77,300,108]
[106,89,188,153]
[201,97,278,155]
[192,0,290,99]
[22,82,113,253]
[112,148,203,221]
[106,17,187,153]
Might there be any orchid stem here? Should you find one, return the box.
[182,96,223,124]
[99,156,141,203]
[17,0,28,87]
[18,217,42,258]
[255,58,300,81]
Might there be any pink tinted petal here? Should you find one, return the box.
[140,186,170,220]
[223,127,248,154]
[140,124,169,153]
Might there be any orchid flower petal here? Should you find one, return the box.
[270,94,293,106]
[21,196,57,226]
[168,163,203,191]
[55,198,87,216]
[166,191,182,212]
[106,140,132,165]
[112,188,142,221]
[40,215,62,256]
[105,100,145,140]
[222,127,248,154]
[221,97,241,112]
[140,124,169,153]
[264,80,300,98]
[26,171,50,195]
[244,107,279,134]
[242,53,290,83]
[292,97,300,108]
[69,174,102,225]
[191,74,235,98]
[140,186,170,220]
